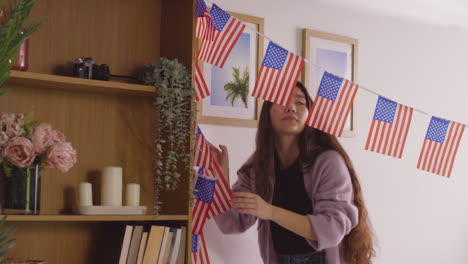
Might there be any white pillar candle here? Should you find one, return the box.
[101,166,123,206]
[79,182,93,206]
[126,183,140,206]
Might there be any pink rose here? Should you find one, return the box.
[45,142,77,173]
[0,113,15,124]
[2,137,35,168]
[51,130,66,143]
[32,124,55,154]
[5,123,22,137]
[0,131,8,146]
[15,113,24,126]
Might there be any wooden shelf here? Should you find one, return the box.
[7,71,156,96]
[2,214,188,222]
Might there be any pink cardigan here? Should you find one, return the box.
[214,150,358,264]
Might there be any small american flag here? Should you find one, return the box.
[417,117,465,177]
[195,0,214,40]
[196,4,246,68]
[192,233,210,264]
[306,72,359,137]
[192,171,216,234]
[205,161,232,218]
[194,126,212,169]
[251,41,304,106]
[194,62,210,102]
[365,97,413,158]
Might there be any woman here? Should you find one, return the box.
[210,81,374,264]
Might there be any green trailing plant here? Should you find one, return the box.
[140,57,195,214]
[224,66,249,108]
[0,0,43,95]
[0,216,15,263]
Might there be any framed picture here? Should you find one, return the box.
[196,12,264,127]
[302,29,358,137]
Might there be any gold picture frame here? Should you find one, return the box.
[302,29,358,137]
[196,12,264,128]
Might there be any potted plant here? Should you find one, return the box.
[140,57,195,214]
[0,112,77,215]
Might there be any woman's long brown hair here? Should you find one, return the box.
[239,81,375,263]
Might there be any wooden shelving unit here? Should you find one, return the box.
[8,71,156,96]
[2,214,189,222]
[0,0,195,263]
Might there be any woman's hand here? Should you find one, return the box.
[209,143,229,181]
[232,192,274,220]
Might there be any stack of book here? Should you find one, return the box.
[118,224,187,264]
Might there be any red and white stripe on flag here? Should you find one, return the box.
[417,117,465,177]
[192,198,210,234]
[365,96,413,158]
[206,162,233,218]
[194,126,212,169]
[251,41,304,106]
[306,72,359,137]
[194,62,210,102]
[196,4,246,68]
[196,10,215,41]
[192,233,210,264]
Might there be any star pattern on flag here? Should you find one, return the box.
[262,43,288,70]
[426,118,449,143]
[374,97,398,123]
[318,73,342,101]
[210,4,230,31]
[196,0,207,17]
[192,234,199,253]
[194,174,216,204]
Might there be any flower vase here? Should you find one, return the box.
[2,162,41,215]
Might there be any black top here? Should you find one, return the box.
[270,154,316,255]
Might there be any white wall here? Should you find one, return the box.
[199,1,468,263]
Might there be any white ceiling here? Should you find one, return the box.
[322,0,468,29]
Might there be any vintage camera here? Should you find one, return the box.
[73,57,110,81]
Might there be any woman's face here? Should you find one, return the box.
[270,87,309,136]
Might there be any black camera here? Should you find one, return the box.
[73,57,110,81]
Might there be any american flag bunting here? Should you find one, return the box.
[206,161,233,218]
[251,41,304,106]
[192,171,216,234]
[194,62,210,101]
[306,72,359,137]
[196,4,246,68]
[194,126,212,169]
[365,96,413,158]
[195,0,215,40]
[192,233,210,264]
[417,117,465,177]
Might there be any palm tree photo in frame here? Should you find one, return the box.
[197,12,264,127]
[302,29,358,137]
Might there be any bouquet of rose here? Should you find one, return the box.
[0,112,77,173]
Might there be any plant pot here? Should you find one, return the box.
[1,162,41,215]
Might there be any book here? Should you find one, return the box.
[136,232,149,264]
[127,225,144,264]
[175,227,186,264]
[119,225,134,264]
[169,228,182,264]
[142,225,165,264]
[157,227,172,264]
